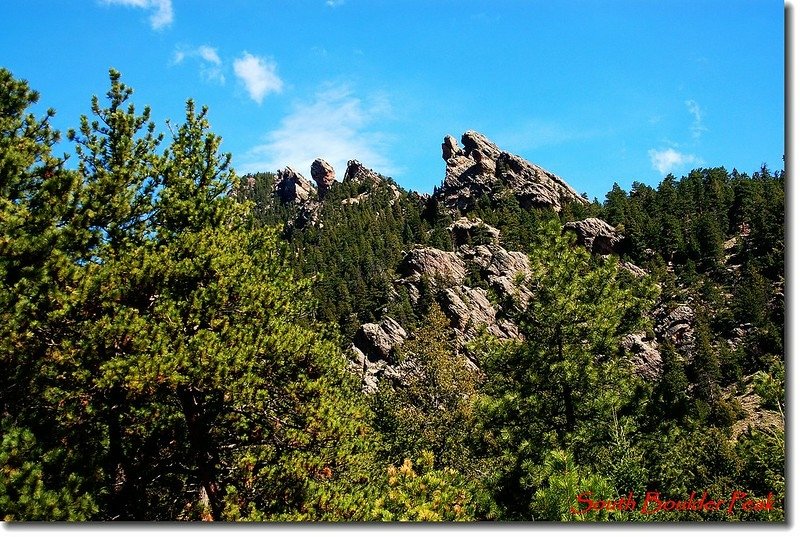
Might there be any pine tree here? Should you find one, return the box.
[474,219,658,519]
[373,304,479,472]
[3,69,378,520]
[0,67,98,521]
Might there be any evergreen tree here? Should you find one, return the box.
[1,67,98,521]
[373,304,479,472]
[474,219,658,519]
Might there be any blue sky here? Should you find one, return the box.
[0,0,785,200]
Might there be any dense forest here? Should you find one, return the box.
[1,69,784,521]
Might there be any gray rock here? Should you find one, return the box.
[655,303,695,355]
[441,286,515,340]
[495,152,585,211]
[442,135,463,160]
[353,316,408,363]
[484,245,530,279]
[343,159,382,185]
[563,218,622,255]
[448,217,500,246]
[622,332,663,381]
[275,167,314,204]
[436,131,587,213]
[620,261,647,278]
[398,247,467,286]
[461,130,502,161]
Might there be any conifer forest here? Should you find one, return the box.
[0,68,785,522]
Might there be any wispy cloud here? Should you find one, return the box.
[496,119,607,152]
[648,148,701,175]
[685,99,707,140]
[233,52,283,104]
[239,84,393,177]
[173,45,224,83]
[101,0,173,30]
[326,0,346,6]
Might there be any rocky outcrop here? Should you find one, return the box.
[448,217,500,246]
[437,131,587,213]
[353,316,408,363]
[353,219,536,390]
[441,286,520,342]
[350,317,411,393]
[343,159,382,185]
[563,218,622,255]
[310,158,336,200]
[275,167,314,204]
[397,248,467,286]
[622,332,662,381]
[655,303,696,355]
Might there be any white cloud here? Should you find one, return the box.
[326,0,346,6]
[233,52,283,104]
[239,85,394,178]
[648,148,701,175]
[101,0,173,30]
[197,46,221,65]
[685,99,707,140]
[173,45,224,83]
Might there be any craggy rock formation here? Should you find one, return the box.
[343,159,382,185]
[353,317,408,363]
[310,158,336,200]
[436,131,587,213]
[350,317,410,393]
[448,217,500,246]
[622,332,663,381]
[354,219,533,391]
[563,217,622,255]
[274,167,313,204]
[340,159,400,205]
[397,248,467,286]
[441,286,520,342]
[265,134,706,392]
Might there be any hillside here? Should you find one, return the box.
[2,70,784,522]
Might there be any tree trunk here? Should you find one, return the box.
[178,386,222,521]
[563,385,576,433]
[556,324,575,433]
[106,386,132,519]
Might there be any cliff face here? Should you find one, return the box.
[349,217,531,392]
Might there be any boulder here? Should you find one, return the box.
[398,247,467,286]
[274,167,313,204]
[353,316,408,363]
[310,158,336,199]
[442,135,463,160]
[622,332,663,381]
[563,218,622,255]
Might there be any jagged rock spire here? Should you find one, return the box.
[437,130,587,213]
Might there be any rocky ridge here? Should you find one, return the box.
[263,131,706,391]
[437,131,588,213]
